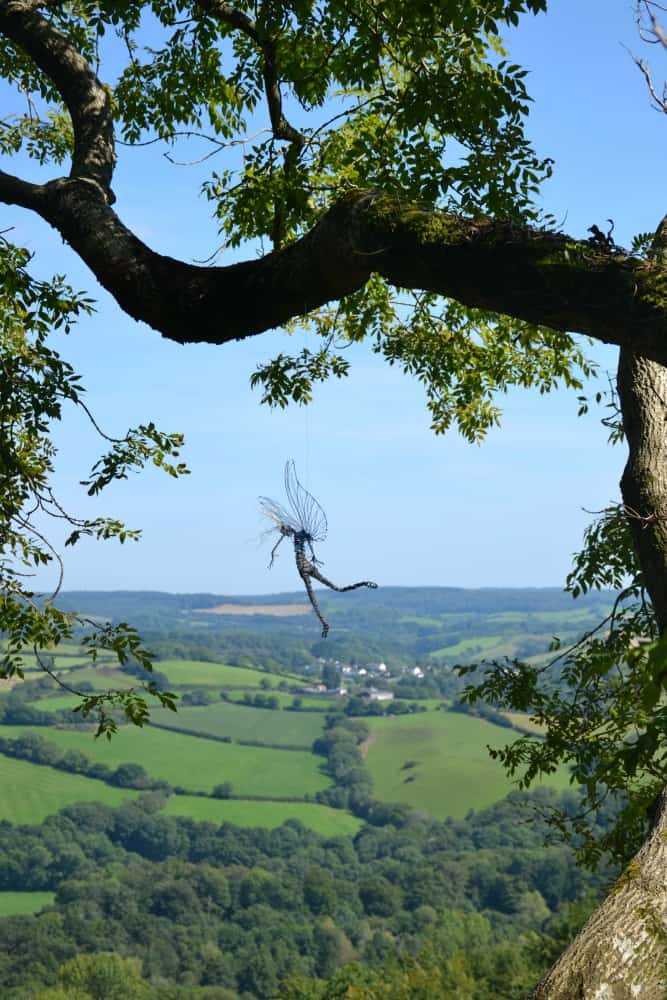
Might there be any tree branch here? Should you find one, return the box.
[633,1,667,111]
[194,1,305,148]
[0,167,43,210]
[7,2,662,362]
[0,0,115,197]
[2,177,667,365]
[193,0,305,246]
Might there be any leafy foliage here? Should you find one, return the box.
[0,0,592,440]
[0,233,184,733]
[0,789,607,998]
[251,278,595,441]
[458,503,667,865]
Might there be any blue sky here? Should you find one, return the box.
[5,0,665,595]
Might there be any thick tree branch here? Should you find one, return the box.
[0,167,43,210]
[2,180,667,362]
[0,0,115,196]
[5,2,664,359]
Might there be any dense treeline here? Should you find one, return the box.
[0,788,613,998]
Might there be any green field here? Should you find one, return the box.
[18,655,92,671]
[152,700,325,746]
[504,712,546,735]
[35,690,333,721]
[398,615,448,627]
[0,892,55,916]
[50,667,136,690]
[365,711,569,820]
[487,608,605,626]
[0,755,139,824]
[0,726,330,797]
[34,694,87,712]
[430,635,512,659]
[163,796,363,835]
[155,659,296,688]
[225,690,332,710]
[2,641,86,657]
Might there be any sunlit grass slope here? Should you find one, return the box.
[0,892,55,916]
[163,796,362,835]
[33,694,87,711]
[225,690,330,710]
[151,701,325,745]
[0,755,139,824]
[50,667,135,690]
[155,660,296,687]
[0,726,330,797]
[365,710,569,820]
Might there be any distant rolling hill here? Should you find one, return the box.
[51,586,614,667]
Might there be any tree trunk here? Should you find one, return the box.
[618,350,667,634]
[529,348,667,998]
[530,789,667,999]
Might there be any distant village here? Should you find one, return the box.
[297,659,426,702]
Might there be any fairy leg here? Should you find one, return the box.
[308,564,377,592]
[300,568,330,638]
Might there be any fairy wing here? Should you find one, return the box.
[258,495,302,534]
[283,460,328,542]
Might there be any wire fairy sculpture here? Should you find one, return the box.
[260,461,377,638]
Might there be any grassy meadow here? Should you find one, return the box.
[224,690,330,710]
[503,712,546,735]
[151,699,325,745]
[48,667,136,690]
[0,725,330,797]
[33,693,87,712]
[163,796,363,835]
[0,892,55,916]
[364,710,570,820]
[155,659,298,687]
[430,634,519,659]
[0,755,139,824]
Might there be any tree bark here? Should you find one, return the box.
[619,350,667,633]
[528,349,667,997]
[2,178,667,359]
[530,788,667,999]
